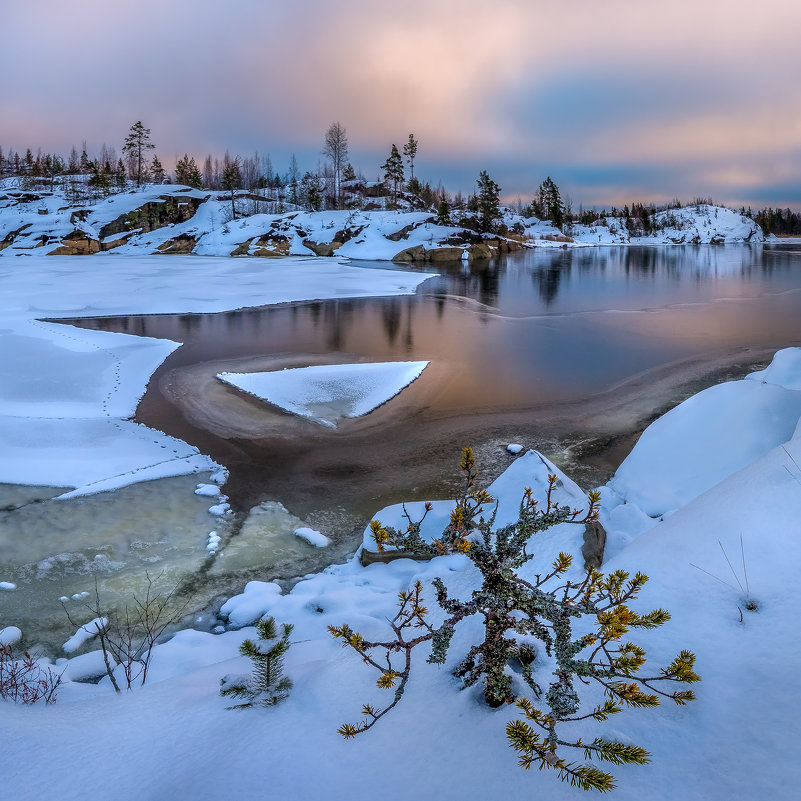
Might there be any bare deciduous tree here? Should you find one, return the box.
[63,574,189,693]
[323,122,348,209]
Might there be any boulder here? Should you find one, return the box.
[582,520,607,569]
[303,239,342,257]
[467,243,492,260]
[392,244,426,262]
[156,233,198,254]
[426,246,464,262]
[48,229,101,256]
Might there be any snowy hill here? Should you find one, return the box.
[0,181,764,262]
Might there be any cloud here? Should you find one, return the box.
[2,0,801,206]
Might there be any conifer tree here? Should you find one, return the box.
[220,616,293,708]
[150,155,166,184]
[436,196,451,226]
[403,133,419,181]
[122,121,155,186]
[299,171,323,211]
[381,144,404,207]
[222,156,241,220]
[115,159,127,190]
[331,449,699,792]
[538,176,565,229]
[476,170,502,233]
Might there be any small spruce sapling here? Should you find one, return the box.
[221,616,293,709]
[330,448,699,792]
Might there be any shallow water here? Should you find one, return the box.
[5,244,801,654]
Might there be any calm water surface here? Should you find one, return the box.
[70,245,801,517]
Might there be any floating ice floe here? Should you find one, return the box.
[217,361,429,427]
[293,527,330,548]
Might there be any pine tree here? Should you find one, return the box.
[175,154,202,189]
[220,616,293,708]
[222,156,241,220]
[122,121,155,186]
[381,144,404,207]
[476,170,502,233]
[436,197,451,226]
[115,159,127,190]
[331,449,699,792]
[403,133,419,181]
[538,177,565,229]
[299,171,323,211]
[150,155,166,184]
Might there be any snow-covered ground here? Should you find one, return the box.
[519,205,762,247]
[4,348,801,800]
[218,361,429,427]
[0,254,433,495]
[0,181,763,264]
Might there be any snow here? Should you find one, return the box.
[4,347,801,800]
[219,581,283,628]
[55,649,113,682]
[0,184,763,265]
[62,617,107,654]
[293,527,331,548]
[218,361,429,427]
[0,626,22,646]
[746,346,801,391]
[194,483,221,497]
[0,581,17,590]
[506,442,524,454]
[608,376,801,518]
[0,254,433,494]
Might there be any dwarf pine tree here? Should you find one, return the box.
[330,448,699,792]
[221,616,293,709]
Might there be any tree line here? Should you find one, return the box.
[2,122,795,235]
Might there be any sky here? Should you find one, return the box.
[3,0,801,209]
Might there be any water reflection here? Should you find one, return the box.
[67,245,801,414]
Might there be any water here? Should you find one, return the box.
[5,244,801,653]
[68,244,801,509]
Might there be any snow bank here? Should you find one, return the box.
[218,361,429,427]
[746,346,801,391]
[0,626,22,646]
[608,378,801,517]
[0,254,433,494]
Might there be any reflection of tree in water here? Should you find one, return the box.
[433,260,502,307]
[323,300,351,351]
[535,267,563,306]
[381,301,402,344]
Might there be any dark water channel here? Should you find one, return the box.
[68,245,801,533]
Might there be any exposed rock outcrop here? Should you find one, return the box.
[98,195,206,239]
[157,233,199,254]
